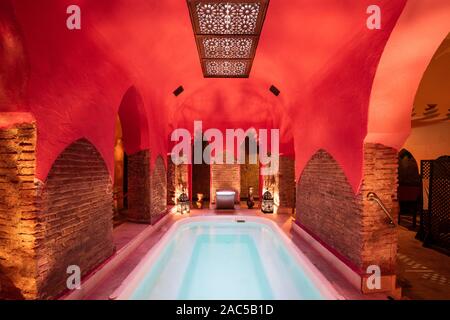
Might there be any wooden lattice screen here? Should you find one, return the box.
[418,157,450,251]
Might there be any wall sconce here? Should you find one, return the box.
[261,189,274,214]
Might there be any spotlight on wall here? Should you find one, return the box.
[269,85,280,96]
[173,86,184,97]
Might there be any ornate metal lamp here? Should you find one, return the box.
[177,188,190,214]
[261,189,274,214]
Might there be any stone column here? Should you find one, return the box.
[0,120,39,299]
[127,150,151,223]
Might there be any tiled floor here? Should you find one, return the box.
[81,210,384,300]
[396,226,450,300]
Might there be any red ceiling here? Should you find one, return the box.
[1,0,449,191]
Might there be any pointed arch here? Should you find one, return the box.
[118,86,150,154]
[367,1,450,148]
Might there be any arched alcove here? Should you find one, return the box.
[192,137,211,208]
[38,138,115,298]
[117,86,149,154]
[115,87,152,223]
[296,149,364,269]
[296,145,399,281]
[239,130,259,206]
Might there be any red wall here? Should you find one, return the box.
[1,0,448,192]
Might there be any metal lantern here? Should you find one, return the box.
[261,190,274,214]
[177,189,190,214]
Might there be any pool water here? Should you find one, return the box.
[120,219,338,300]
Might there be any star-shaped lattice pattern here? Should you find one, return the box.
[205,60,248,76]
[196,3,260,34]
[202,37,253,58]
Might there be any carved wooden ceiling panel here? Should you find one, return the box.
[188,0,269,78]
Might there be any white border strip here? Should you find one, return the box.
[62,214,171,300]
[111,215,345,300]
[292,223,362,290]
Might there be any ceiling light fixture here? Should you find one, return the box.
[187,0,270,78]
[173,86,184,96]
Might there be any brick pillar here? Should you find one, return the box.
[126,150,151,223]
[296,144,398,293]
[360,143,398,275]
[167,160,176,205]
[0,121,39,299]
[167,161,188,205]
[150,156,167,224]
[278,156,295,213]
[1,123,116,299]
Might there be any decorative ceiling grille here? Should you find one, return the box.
[205,60,249,76]
[188,0,269,78]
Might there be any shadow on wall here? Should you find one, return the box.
[0,267,25,299]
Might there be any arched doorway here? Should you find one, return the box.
[192,136,210,209]
[240,133,260,208]
[114,86,152,223]
[397,149,421,228]
[113,115,127,224]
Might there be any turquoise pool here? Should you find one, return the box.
[113,217,341,300]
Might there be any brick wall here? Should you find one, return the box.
[167,160,176,205]
[210,163,240,203]
[192,162,210,201]
[296,150,364,268]
[261,156,295,212]
[296,145,398,274]
[36,139,115,299]
[167,161,189,205]
[278,156,295,210]
[0,133,115,299]
[150,156,167,224]
[0,122,39,299]
[127,150,151,222]
[360,143,398,274]
[240,162,259,199]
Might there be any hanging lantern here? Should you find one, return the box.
[261,190,274,214]
[177,188,190,214]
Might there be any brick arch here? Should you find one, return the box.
[151,155,167,224]
[296,149,364,270]
[37,138,115,298]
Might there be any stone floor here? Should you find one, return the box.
[396,226,450,300]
